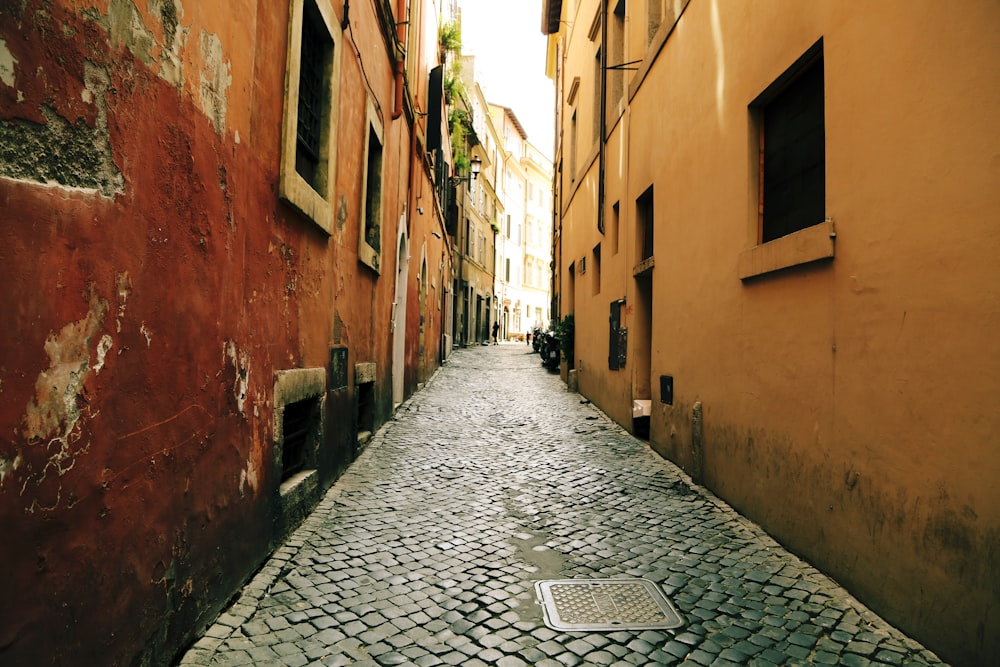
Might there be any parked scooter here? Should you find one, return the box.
[531,326,543,353]
[539,329,561,369]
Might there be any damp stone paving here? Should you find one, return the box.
[178,343,947,667]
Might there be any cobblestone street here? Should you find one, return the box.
[178,344,946,667]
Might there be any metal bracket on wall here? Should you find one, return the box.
[606,59,642,71]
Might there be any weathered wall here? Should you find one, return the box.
[559,0,1000,664]
[0,0,445,664]
[571,115,634,427]
[0,3,279,663]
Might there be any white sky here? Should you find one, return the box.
[458,0,556,159]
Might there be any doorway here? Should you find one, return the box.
[632,274,652,439]
[418,257,428,383]
[392,229,409,408]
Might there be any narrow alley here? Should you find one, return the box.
[178,344,945,667]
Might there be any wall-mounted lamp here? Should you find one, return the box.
[449,155,482,186]
[417,207,425,215]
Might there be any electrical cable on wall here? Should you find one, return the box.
[343,0,385,129]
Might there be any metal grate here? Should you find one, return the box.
[535,579,683,632]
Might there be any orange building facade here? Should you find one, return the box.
[544,1,1000,664]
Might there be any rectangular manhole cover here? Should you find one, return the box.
[535,578,684,631]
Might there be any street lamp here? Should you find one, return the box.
[450,154,482,186]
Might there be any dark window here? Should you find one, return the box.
[364,125,383,252]
[611,201,620,255]
[592,244,602,295]
[281,397,317,480]
[357,382,375,435]
[445,191,458,236]
[296,1,332,189]
[570,110,578,182]
[427,65,443,151]
[637,186,654,260]
[567,262,576,314]
[436,150,449,213]
[756,43,825,243]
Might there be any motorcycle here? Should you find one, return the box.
[539,329,561,369]
[531,326,543,353]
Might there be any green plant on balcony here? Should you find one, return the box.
[448,108,473,175]
[443,61,467,105]
[438,21,466,104]
[438,20,461,56]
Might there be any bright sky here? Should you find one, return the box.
[458,0,556,159]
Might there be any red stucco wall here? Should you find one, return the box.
[0,0,446,663]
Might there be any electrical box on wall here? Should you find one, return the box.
[660,375,673,405]
[330,347,349,391]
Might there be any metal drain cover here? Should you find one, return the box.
[535,578,684,631]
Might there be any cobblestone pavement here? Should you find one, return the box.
[179,344,947,667]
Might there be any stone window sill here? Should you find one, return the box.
[738,220,835,280]
[633,256,655,277]
[280,176,333,234]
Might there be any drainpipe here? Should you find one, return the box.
[393,61,405,120]
[392,0,406,120]
[398,0,415,237]
[597,0,608,235]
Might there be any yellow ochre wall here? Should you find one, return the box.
[559,1,1000,663]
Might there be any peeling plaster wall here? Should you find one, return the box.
[1,1,336,664]
[198,29,231,133]
[0,60,124,195]
[20,288,109,514]
[0,0,447,663]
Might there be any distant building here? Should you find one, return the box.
[446,15,553,347]
[446,54,500,348]
[491,105,554,340]
[521,140,555,334]
[543,0,1000,664]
